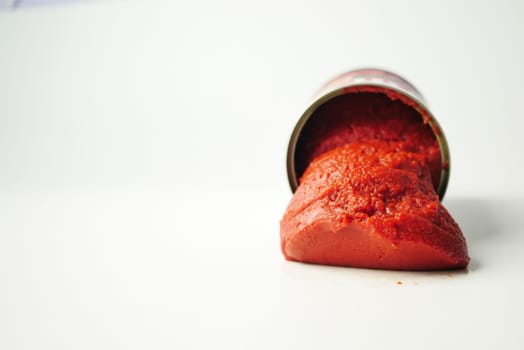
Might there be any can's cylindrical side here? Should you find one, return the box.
[287,68,450,199]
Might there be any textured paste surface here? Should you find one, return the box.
[281,93,469,270]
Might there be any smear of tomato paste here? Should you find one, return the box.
[281,93,469,270]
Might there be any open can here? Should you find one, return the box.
[286,68,450,199]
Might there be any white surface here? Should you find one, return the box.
[1,1,524,349]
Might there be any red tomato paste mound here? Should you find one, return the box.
[281,92,469,270]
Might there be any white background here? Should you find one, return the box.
[1,0,524,349]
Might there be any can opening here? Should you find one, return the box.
[288,88,449,198]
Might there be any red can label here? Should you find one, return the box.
[315,68,425,104]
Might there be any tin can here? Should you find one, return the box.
[286,68,450,199]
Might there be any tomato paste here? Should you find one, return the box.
[280,92,469,270]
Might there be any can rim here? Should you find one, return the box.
[286,83,450,200]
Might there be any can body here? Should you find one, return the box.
[287,68,450,199]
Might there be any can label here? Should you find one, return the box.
[315,68,425,105]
